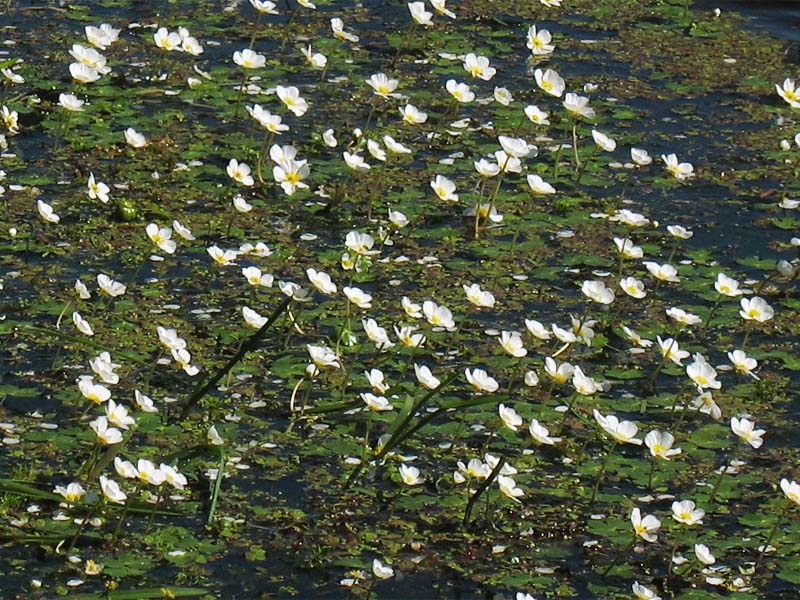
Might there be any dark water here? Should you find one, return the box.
[696,0,800,42]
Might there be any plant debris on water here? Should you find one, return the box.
[0,0,799,598]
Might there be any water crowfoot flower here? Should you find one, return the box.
[398,464,423,485]
[631,507,661,542]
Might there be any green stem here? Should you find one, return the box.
[754,501,792,569]
[207,448,226,524]
[462,454,504,527]
[707,443,737,504]
[589,440,617,504]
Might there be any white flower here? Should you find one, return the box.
[499,404,523,431]
[250,0,279,14]
[631,507,660,542]
[365,369,389,394]
[372,559,394,579]
[330,17,359,43]
[620,276,646,299]
[534,68,564,97]
[402,297,423,319]
[644,261,680,282]
[306,268,337,295]
[276,85,308,117]
[361,392,392,411]
[72,312,94,336]
[591,129,616,152]
[610,208,650,227]
[667,225,693,239]
[572,366,599,395]
[106,400,135,430]
[343,151,371,171]
[99,476,126,504]
[233,48,265,68]
[524,319,551,340]
[544,357,573,383]
[463,53,496,81]
[400,103,428,124]
[581,280,614,304]
[124,127,146,148]
[172,220,195,240]
[300,45,327,69]
[739,296,774,322]
[563,92,595,118]
[97,273,126,297]
[430,0,455,18]
[398,464,423,485]
[692,391,722,420]
[622,325,652,348]
[527,174,556,195]
[422,300,455,329]
[672,500,705,525]
[730,416,766,448]
[657,336,689,365]
[666,307,701,326]
[87,173,110,203]
[645,430,681,460]
[527,25,554,55]
[37,200,60,223]
[462,283,495,308]
[307,344,340,369]
[776,77,800,108]
[499,331,527,358]
[524,104,549,125]
[136,459,165,486]
[388,208,409,228]
[54,482,86,504]
[394,325,425,348]
[207,425,224,445]
[146,223,177,254]
[662,153,694,180]
[242,306,268,329]
[728,349,759,379]
[362,318,393,349]
[529,419,561,445]
[90,416,123,445]
[69,62,101,83]
[593,409,642,445]
[494,87,513,105]
[383,135,412,154]
[343,286,372,309]
[207,245,238,266]
[154,27,182,51]
[632,582,661,600]
[322,128,337,147]
[90,352,119,384]
[497,475,524,503]
[134,390,158,413]
[227,159,255,186]
[367,139,386,162]
[631,148,652,166]
[78,376,111,404]
[343,231,378,257]
[85,24,121,50]
[431,175,459,202]
[465,368,498,393]
[695,543,716,565]
[686,354,721,389]
[780,478,800,505]
[446,79,475,103]
[75,279,91,300]
[414,364,441,390]
[59,93,85,112]
[408,1,433,26]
